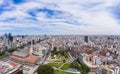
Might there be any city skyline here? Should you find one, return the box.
[0,0,120,35]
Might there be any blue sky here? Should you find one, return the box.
[0,0,120,35]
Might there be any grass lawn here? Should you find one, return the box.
[61,63,72,70]
[54,70,74,74]
[47,62,63,68]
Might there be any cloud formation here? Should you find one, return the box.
[0,0,120,35]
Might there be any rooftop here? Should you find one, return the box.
[0,61,21,74]
[12,50,29,58]
[25,56,39,63]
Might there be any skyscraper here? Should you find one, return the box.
[84,36,88,43]
[4,33,13,49]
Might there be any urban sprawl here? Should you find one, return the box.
[0,33,120,74]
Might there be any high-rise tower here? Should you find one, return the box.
[29,39,34,55]
[84,36,88,43]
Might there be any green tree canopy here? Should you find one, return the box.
[0,51,5,56]
[8,48,17,52]
[53,46,57,51]
[37,65,54,74]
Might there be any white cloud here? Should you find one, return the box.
[0,0,120,35]
[0,0,3,4]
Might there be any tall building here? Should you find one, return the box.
[4,33,8,50]
[8,33,13,48]
[85,36,88,43]
[29,39,34,55]
[3,33,13,49]
[8,33,13,42]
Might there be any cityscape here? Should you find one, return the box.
[0,34,120,74]
[0,0,120,74]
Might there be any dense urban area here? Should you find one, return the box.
[0,33,120,74]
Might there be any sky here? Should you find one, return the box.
[0,0,120,35]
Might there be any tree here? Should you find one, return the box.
[8,48,17,52]
[0,51,5,56]
[81,64,90,73]
[51,47,58,55]
[53,46,57,51]
[37,65,54,74]
[59,50,68,58]
[18,46,24,49]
